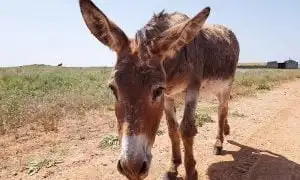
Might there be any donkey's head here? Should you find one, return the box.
[79,0,210,179]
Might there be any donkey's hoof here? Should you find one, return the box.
[185,170,198,180]
[162,171,177,180]
[213,146,223,155]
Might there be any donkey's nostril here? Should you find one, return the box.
[117,160,125,175]
[138,161,149,175]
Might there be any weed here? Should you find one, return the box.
[106,105,114,111]
[256,83,271,90]
[231,111,246,118]
[99,134,119,149]
[195,112,214,127]
[27,159,63,176]
[156,129,165,136]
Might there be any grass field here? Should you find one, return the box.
[237,62,267,69]
[1,65,300,135]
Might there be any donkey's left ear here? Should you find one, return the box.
[149,7,211,60]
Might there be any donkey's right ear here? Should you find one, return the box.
[79,0,129,53]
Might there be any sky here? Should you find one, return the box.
[1,0,300,67]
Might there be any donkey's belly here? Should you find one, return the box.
[165,78,232,98]
[199,79,232,96]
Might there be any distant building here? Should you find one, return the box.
[266,59,298,69]
[266,61,278,68]
[282,60,298,69]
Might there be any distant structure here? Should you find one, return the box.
[266,61,278,68]
[266,58,298,69]
[57,63,63,67]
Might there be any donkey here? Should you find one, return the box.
[79,0,239,179]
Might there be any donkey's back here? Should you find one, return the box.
[159,13,240,97]
[197,24,240,80]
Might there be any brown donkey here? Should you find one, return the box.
[79,0,239,179]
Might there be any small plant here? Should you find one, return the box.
[231,111,246,118]
[195,112,213,127]
[256,83,271,90]
[106,105,114,111]
[156,129,165,136]
[27,159,63,176]
[28,160,43,176]
[0,119,5,135]
[99,134,119,149]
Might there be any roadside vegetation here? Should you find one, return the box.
[232,68,300,96]
[1,64,300,135]
[0,65,114,135]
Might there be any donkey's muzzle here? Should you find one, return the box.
[117,158,149,179]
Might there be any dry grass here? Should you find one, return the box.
[195,112,214,127]
[27,158,63,176]
[232,68,300,97]
[0,65,114,135]
[230,110,246,118]
[1,65,299,135]
[237,62,267,69]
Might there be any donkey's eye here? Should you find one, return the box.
[109,84,118,100]
[152,87,165,101]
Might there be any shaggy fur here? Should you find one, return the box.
[79,0,239,179]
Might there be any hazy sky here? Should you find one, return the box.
[1,0,299,67]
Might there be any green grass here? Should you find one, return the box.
[99,134,119,149]
[0,65,114,134]
[156,129,165,136]
[1,65,300,135]
[195,112,214,127]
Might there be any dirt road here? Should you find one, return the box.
[1,79,300,180]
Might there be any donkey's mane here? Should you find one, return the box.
[131,10,189,59]
[134,10,189,45]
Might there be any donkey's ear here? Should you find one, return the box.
[79,0,129,53]
[150,7,211,60]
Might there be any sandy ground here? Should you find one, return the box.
[1,79,300,180]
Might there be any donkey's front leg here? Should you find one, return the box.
[180,84,200,180]
[163,97,182,180]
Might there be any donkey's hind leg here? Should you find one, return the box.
[163,97,182,180]
[213,87,231,155]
